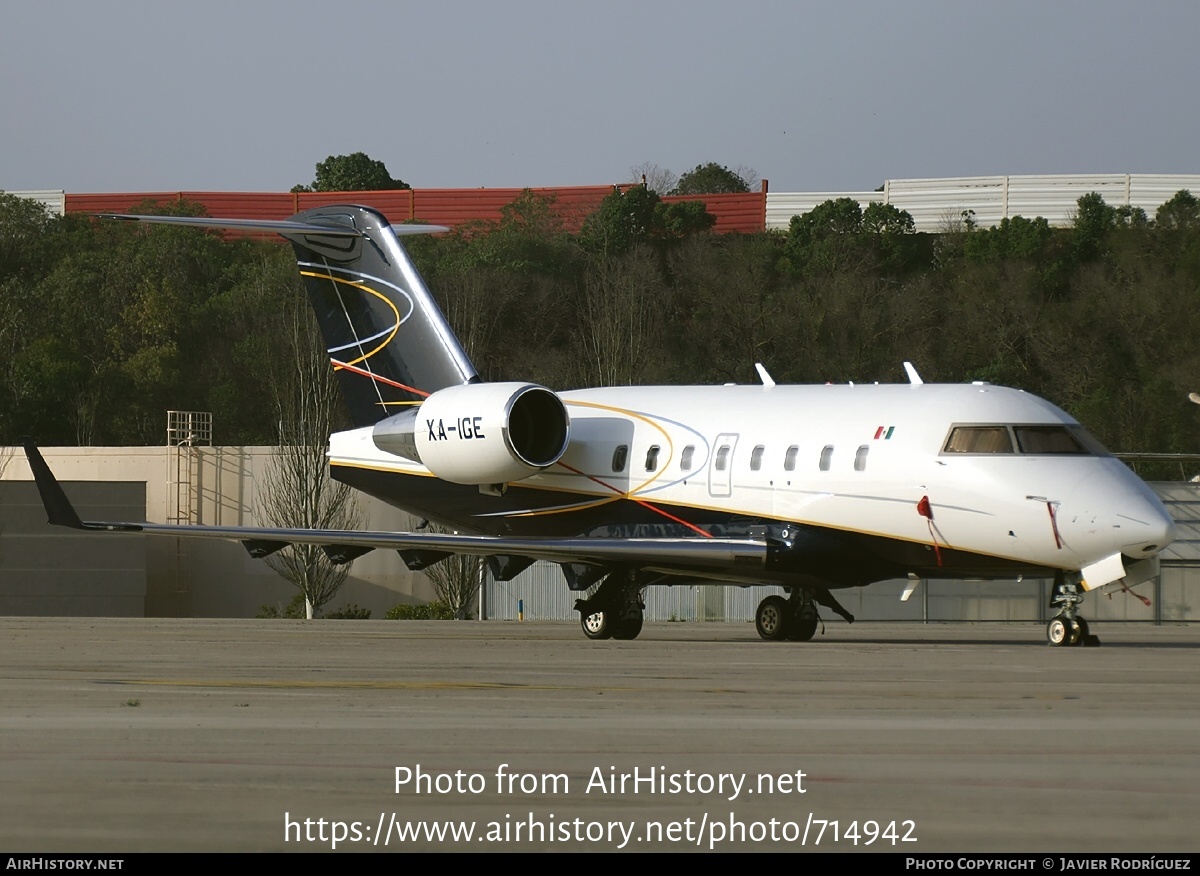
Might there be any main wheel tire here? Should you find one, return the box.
[611,610,644,640]
[1047,616,1071,647]
[581,610,613,640]
[755,596,791,641]
[788,610,819,642]
[1075,617,1100,646]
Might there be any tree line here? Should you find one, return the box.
[3,187,1200,475]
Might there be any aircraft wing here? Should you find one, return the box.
[22,443,769,578]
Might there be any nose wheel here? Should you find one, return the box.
[1047,615,1099,647]
[1047,574,1100,646]
[1047,615,1079,646]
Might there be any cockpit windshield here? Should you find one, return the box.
[942,424,1109,456]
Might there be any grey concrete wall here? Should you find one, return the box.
[1,446,435,618]
[0,481,146,615]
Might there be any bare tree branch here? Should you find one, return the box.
[629,162,678,196]
[257,289,362,618]
[419,524,482,620]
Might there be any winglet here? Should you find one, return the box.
[21,440,85,529]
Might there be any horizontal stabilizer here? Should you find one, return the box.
[101,206,474,428]
[98,212,449,238]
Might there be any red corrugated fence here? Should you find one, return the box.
[64,185,767,234]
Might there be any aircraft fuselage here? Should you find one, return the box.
[328,381,1173,591]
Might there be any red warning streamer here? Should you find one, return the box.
[1046,502,1063,550]
[917,496,942,567]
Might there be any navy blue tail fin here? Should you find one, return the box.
[100,205,478,427]
[276,205,477,426]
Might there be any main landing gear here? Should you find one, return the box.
[1046,572,1100,647]
[754,588,849,642]
[575,571,645,641]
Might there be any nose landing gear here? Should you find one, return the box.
[1047,573,1100,647]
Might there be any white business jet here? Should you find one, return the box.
[23,206,1175,646]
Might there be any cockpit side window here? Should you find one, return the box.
[1068,426,1111,456]
[943,426,1014,454]
[1013,426,1087,455]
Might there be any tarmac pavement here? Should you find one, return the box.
[1,618,1197,852]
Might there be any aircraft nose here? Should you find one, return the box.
[1122,496,1177,559]
[1059,464,1176,560]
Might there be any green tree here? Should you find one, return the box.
[862,202,915,236]
[579,186,714,256]
[1156,190,1200,230]
[962,216,1053,264]
[788,197,864,242]
[579,186,663,254]
[660,200,717,237]
[1151,190,1200,277]
[671,163,752,195]
[293,152,409,192]
[0,192,55,283]
[439,189,575,275]
[783,198,863,274]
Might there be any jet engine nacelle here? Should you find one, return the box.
[372,382,570,485]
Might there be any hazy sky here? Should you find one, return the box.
[3,1,1197,194]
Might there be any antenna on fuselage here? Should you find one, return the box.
[903,361,924,385]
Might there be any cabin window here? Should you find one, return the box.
[784,445,799,472]
[645,445,661,471]
[819,445,833,471]
[611,445,628,472]
[750,445,765,471]
[943,426,1014,454]
[715,445,731,471]
[854,445,869,471]
[680,445,695,471]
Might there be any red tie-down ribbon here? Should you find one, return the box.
[1046,502,1062,549]
[917,496,942,567]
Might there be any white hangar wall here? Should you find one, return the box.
[767,173,1200,232]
